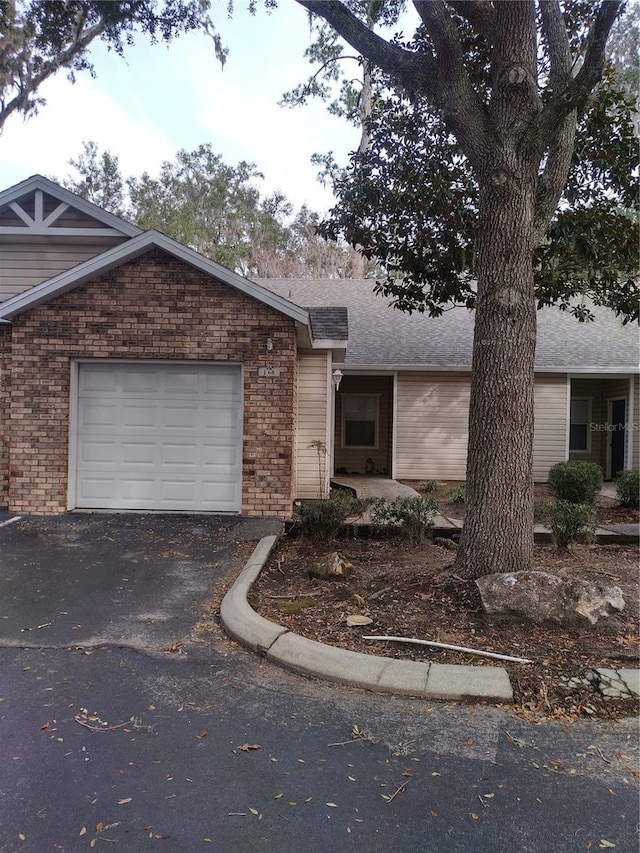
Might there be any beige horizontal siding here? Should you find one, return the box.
[533,374,568,479]
[395,371,568,482]
[0,238,126,302]
[395,372,470,481]
[295,350,330,499]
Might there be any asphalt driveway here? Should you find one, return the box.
[0,513,282,654]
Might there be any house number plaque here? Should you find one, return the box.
[258,366,281,378]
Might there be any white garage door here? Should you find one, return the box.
[75,362,243,511]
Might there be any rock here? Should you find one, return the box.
[309,552,353,580]
[475,571,625,629]
[433,536,459,551]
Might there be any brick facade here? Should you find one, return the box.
[1,249,297,517]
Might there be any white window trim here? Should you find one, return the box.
[569,396,592,454]
[341,393,380,450]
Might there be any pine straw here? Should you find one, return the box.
[254,535,639,721]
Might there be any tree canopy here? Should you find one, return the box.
[0,0,226,131]
[60,141,368,279]
[288,2,639,323]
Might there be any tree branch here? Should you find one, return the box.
[539,0,571,87]
[0,18,107,131]
[295,0,436,97]
[532,2,575,244]
[532,0,622,151]
[412,1,491,168]
[446,0,495,42]
[533,110,576,244]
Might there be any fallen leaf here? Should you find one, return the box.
[204,839,212,843]
[118,798,132,805]
[467,738,474,747]
[96,822,104,833]
[326,802,338,808]
[18,834,25,841]
[40,722,50,730]
[288,801,297,806]
[197,731,208,739]
[471,813,479,820]
[599,842,616,849]
[238,743,261,751]
[430,810,438,817]
[274,793,284,800]
[79,827,87,836]
[305,797,313,803]
[142,825,152,831]
[249,808,258,815]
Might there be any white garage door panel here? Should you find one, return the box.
[75,363,243,511]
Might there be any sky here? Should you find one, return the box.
[0,2,374,214]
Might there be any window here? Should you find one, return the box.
[342,394,379,448]
[569,398,591,452]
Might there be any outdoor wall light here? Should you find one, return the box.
[332,369,343,391]
[266,337,274,352]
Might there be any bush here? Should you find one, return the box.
[548,461,603,505]
[446,484,466,504]
[370,496,439,545]
[615,469,639,508]
[419,479,438,493]
[294,495,371,540]
[540,500,596,550]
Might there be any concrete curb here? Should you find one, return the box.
[220,534,514,704]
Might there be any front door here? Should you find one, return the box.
[609,398,626,479]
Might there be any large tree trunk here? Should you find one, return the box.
[454,161,538,580]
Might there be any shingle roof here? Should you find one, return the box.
[257,278,639,370]
[308,307,348,341]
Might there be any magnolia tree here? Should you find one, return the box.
[294,0,631,579]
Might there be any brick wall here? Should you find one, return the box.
[0,326,10,505]
[4,249,297,517]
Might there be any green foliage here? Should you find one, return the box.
[419,479,437,493]
[446,485,466,505]
[313,12,638,323]
[0,1,225,131]
[548,461,603,505]
[539,500,596,550]
[60,141,365,278]
[294,495,371,541]
[370,495,438,545]
[615,469,640,508]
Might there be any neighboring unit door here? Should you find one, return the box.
[609,398,626,479]
[75,362,243,511]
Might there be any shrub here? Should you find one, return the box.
[294,495,371,541]
[548,461,603,505]
[446,484,466,504]
[615,469,639,508]
[370,496,439,545]
[540,499,596,550]
[419,479,438,493]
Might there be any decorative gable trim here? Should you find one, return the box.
[0,174,141,238]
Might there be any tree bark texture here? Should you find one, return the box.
[454,164,538,579]
[297,1,623,579]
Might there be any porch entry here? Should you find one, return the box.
[569,377,630,479]
[333,375,393,477]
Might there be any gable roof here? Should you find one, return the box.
[0,230,310,327]
[258,279,639,372]
[0,174,141,239]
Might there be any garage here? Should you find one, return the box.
[73,362,243,512]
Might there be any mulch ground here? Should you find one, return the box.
[253,488,639,722]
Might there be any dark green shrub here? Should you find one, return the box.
[294,495,371,540]
[540,499,596,550]
[370,496,439,544]
[548,461,603,505]
[446,484,466,504]
[615,469,639,508]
